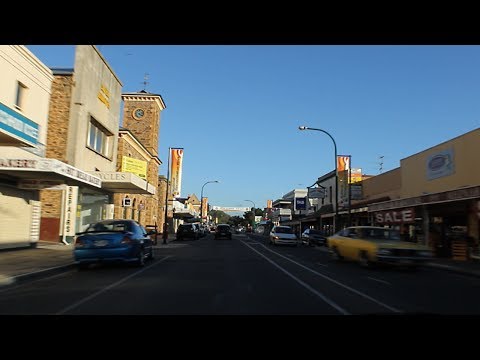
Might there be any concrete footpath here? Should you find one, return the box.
[0,237,176,288]
[1,236,480,288]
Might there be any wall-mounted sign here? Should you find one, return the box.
[374,208,415,224]
[295,197,307,211]
[0,102,39,146]
[123,197,132,207]
[63,186,78,236]
[121,156,147,179]
[427,148,454,180]
[0,158,101,188]
[308,187,326,199]
[97,84,110,109]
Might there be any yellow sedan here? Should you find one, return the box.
[327,226,432,268]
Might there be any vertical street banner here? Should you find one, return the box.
[337,155,351,209]
[201,197,208,220]
[169,148,184,198]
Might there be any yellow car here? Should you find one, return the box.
[327,226,432,268]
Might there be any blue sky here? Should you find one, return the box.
[27,45,480,213]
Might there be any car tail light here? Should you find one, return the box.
[75,237,84,247]
[121,236,133,244]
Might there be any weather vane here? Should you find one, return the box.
[142,73,149,91]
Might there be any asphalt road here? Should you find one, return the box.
[1,233,480,315]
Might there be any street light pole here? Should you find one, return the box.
[298,125,339,233]
[200,180,219,223]
[244,199,256,230]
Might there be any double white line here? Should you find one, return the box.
[241,240,402,315]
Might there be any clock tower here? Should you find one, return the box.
[119,90,167,227]
[122,90,166,157]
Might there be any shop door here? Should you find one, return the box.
[0,189,32,249]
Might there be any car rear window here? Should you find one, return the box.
[179,225,193,230]
[86,221,131,232]
[275,227,293,234]
[217,225,230,231]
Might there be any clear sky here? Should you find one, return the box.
[27,45,480,213]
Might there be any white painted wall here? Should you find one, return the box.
[66,45,123,171]
[0,45,53,155]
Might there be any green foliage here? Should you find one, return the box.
[208,209,230,224]
[228,216,248,227]
[243,208,264,224]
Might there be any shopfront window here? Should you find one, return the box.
[76,190,111,233]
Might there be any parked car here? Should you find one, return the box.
[215,224,232,240]
[176,223,200,240]
[301,228,328,246]
[74,219,155,270]
[327,226,433,269]
[269,226,298,246]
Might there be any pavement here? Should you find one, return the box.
[0,235,176,288]
[1,236,480,288]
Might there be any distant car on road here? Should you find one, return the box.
[176,223,200,241]
[269,226,298,246]
[327,226,433,269]
[215,224,232,240]
[301,228,328,246]
[74,219,155,270]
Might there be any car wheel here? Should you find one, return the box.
[136,248,145,267]
[330,247,342,261]
[358,251,371,268]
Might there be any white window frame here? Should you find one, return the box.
[87,116,113,159]
[15,81,28,111]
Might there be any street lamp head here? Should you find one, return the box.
[299,126,307,131]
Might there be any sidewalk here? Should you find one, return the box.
[1,237,480,288]
[0,236,176,288]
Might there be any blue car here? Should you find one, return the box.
[74,219,156,270]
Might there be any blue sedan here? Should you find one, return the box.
[74,219,156,269]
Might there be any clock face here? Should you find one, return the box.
[133,108,145,119]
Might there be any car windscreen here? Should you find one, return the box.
[275,227,293,234]
[309,229,324,235]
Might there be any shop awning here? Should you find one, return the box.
[88,171,155,194]
[0,158,101,188]
[368,185,480,212]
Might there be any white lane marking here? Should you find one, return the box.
[0,270,74,293]
[55,256,172,315]
[366,276,391,286]
[241,241,349,315]
[252,242,402,313]
[316,263,328,267]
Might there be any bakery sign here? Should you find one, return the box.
[374,207,415,224]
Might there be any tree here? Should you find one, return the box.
[243,208,264,225]
[228,216,247,228]
[208,209,230,224]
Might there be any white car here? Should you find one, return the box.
[269,226,299,246]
